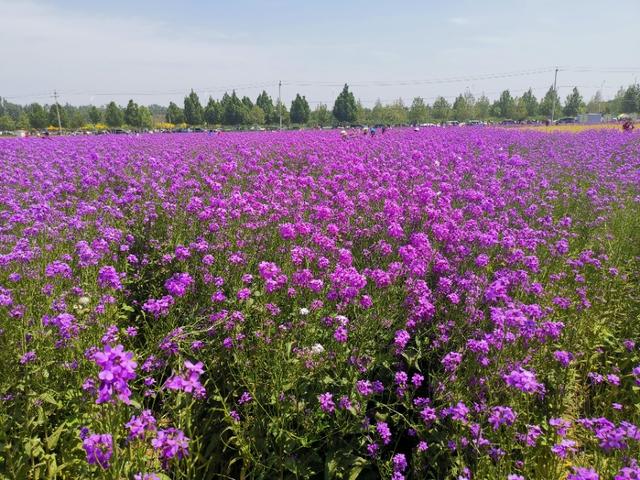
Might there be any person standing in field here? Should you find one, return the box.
[622,119,634,132]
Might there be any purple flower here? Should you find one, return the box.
[392,453,408,472]
[442,352,462,373]
[142,295,175,317]
[97,266,122,290]
[45,261,73,279]
[553,350,574,367]
[134,474,161,480]
[503,368,545,395]
[318,392,335,413]
[19,351,37,365]
[333,326,348,343]
[92,344,137,404]
[165,360,206,398]
[615,460,640,480]
[151,428,189,466]
[237,287,251,300]
[376,420,392,445]
[488,406,517,430]
[551,439,577,458]
[394,329,411,352]
[567,467,599,480]
[549,417,571,437]
[164,272,194,297]
[126,410,157,440]
[356,380,373,396]
[82,433,113,468]
[238,391,253,405]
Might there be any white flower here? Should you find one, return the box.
[310,343,325,354]
[299,307,310,316]
[78,296,91,306]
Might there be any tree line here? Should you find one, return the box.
[1,83,639,131]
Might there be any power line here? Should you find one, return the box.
[3,65,638,103]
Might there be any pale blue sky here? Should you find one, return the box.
[1,0,639,107]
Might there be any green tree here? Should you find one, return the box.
[431,96,451,121]
[274,100,290,126]
[474,94,491,120]
[385,98,408,125]
[539,85,561,117]
[332,84,357,124]
[222,91,247,125]
[246,105,266,125]
[27,103,48,129]
[0,115,15,131]
[88,106,102,124]
[48,103,68,128]
[563,87,584,117]
[586,91,604,113]
[0,98,22,121]
[290,94,310,124]
[496,90,516,118]
[256,91,276,124]
[138,106,153,129]
[513,97,529,121]
[310,103,333,126]
[520,88,538,117]
[68,110,86,129]
[408,97,429,124]
[17,113,30,130]
[105,101,124,127]
[184,90,204,125]
[621,84,640,113]
[452,94,472,121]
[124,100,140,127]
[370,99,385,124]
[241,96,254,111]
[165,102,184,124]
[204,97,221,125]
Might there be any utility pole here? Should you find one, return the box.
[550,67,559,124]
[278,80,282,130]
[53,90,63,135]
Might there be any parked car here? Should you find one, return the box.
[555,117,576,124]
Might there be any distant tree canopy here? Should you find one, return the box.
[184,90,204,126]
[2,82,640,132]
[165,102,184,124]
[221,91,246,126]
[431,96,451,121]
[408,97,429,124]
[539,86,561,117]
[105,102,124,127]
[256,91,277,124]
[563,87,585,117]
[332,84,357,123]
[290,94,310,124]
[27,103,48,129]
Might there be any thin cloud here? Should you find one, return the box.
[0,0,273,103]
[449,17,471,26]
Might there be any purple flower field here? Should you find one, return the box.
[0,128,639,479]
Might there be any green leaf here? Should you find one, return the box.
[348,457,367,480]
[38,392,61,408]
[46,422,66,450]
